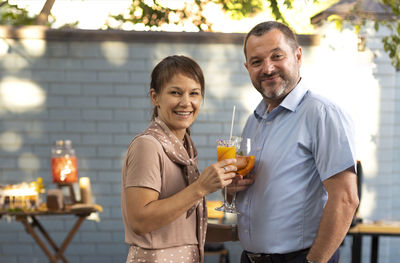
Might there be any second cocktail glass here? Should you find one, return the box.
[230,137,255,214]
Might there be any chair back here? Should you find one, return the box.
[351,160,363,226]
[356,160,363,214]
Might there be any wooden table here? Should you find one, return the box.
[347,221,400,263]
[0,204,102,263]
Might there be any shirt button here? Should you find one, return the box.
[244,229,248,233]
[245,202,249,206]
[257,147,261,151]
[266,121,271,125]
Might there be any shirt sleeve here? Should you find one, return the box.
[312,103,356,181]
[124,135,162,193]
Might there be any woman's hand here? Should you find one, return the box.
[195,158,237,195]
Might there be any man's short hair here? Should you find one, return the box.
[244,21,299,59]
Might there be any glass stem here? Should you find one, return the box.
[231,192,237,207]
[224,187,228,206]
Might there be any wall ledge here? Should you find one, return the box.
[0,26,320,46]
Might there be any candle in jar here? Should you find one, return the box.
[79,177,92,204]
[51,156,77,183]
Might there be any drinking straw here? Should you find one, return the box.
[229,105,236,140]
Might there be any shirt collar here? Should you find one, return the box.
[254,78,309,120]
[254,99,268,120]
[280,78,308,112]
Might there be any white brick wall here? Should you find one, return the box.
[0,26,399,263]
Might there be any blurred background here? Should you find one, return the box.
[0,0,399,262]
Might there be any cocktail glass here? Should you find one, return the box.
[230,137,255,214]
[215,139,236,212]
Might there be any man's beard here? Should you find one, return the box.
[255,72,293,101]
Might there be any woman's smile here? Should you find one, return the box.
[174,111,193,117]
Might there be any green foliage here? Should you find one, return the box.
[110,0,211,31]
[219,0,264,20]
[0,1,36,25]
[268,0,288,25]
[118,0,172,26]
[376,0,400,70]
[381,0,399,16]
[382,35,400,69]
[0,0,56,26]
[108,0,291,31]
[335,0,399,70]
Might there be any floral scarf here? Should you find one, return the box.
[141,118,207,262]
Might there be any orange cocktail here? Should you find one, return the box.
[217,145,236,161]
[215,139,237,213]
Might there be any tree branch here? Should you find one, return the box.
[35,0,55,25]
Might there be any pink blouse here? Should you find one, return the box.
[121,135,198,248]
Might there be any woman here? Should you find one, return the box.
[121,55,238,263]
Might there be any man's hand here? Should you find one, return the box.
[226,175,254,195]
[236,155,248,170]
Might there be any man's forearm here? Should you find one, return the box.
[306,197,358,263]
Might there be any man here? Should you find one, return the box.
[233,21,359,263]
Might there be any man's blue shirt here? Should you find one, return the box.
[236,80,356,253]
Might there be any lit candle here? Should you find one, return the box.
[79,177,92,204]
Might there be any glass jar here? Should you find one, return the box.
[51,140,78,184]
